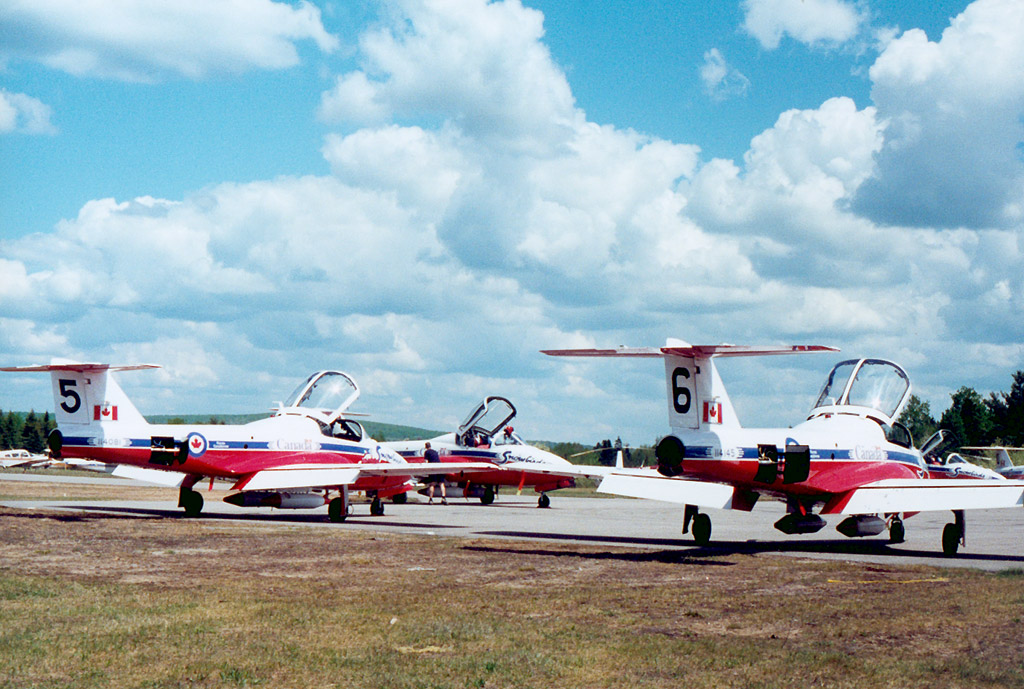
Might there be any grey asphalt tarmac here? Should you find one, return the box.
[3,473,1023,571]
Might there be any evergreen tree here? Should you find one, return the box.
[897,395,937,445]
[1,412,23,451]
[939,387,993,447]
[986,370,1024,445]
[19,410,44,453]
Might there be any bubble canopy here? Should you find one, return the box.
[810,358,911,425]
[280,371,360,425]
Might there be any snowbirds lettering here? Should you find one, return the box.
[385,396,599,508]
[542,339,1024,556]
[0,362,490,520]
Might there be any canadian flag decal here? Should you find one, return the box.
[703,401,722,424]
[94,404,118,421]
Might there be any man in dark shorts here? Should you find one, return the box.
[424,442,447,504]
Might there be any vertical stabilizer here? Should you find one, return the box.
[0,361,156,427]
[663,354,740,431]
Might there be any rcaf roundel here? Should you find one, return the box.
[186,432,208,457]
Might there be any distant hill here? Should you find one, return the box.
[148,414,440,442]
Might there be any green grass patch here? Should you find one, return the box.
[1,509,1023,688]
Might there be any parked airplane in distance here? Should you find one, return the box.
[0,448,49,468]
[543,339,1024,556]
[961,447,1024,480]
[386,396,602,507]
[0,362,490,520]
[921,432,1005,481]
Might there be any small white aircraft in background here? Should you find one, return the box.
[386,396,602,507]
[962,447,1024,480]
[0,362,490,520]
[0,449,50,469]
[543,339,1024,556]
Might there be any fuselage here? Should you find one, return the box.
[667,414,928,502]
[386,432,576,493]
[58,414,411,492]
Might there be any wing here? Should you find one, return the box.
[497,460,613,480]
[824,478,1024,514]
[597,471,1024,515]
[232,462,495,492]
[596,471,758,510]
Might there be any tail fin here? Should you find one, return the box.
[543,339,837,431]
[1,360,157,427]
[995,448,1013,471]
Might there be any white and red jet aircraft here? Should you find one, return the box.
[0,362,489,520]
[385,396,592,508]
[920,431,1005,481]
[543,339,1024,556]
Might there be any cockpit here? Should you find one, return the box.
[457,396,518,447]
[808,358,912,427]
[276,371,365,439]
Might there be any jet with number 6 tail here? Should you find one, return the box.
[542,339,1024,557]
[0,361,491,520]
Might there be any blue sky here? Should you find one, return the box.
[2,0,1022,445]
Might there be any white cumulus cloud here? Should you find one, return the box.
[742,0,865,50]
[0,90,56,134]
[0,0,338,81]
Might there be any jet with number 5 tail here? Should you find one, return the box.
[542,339,1024,557]
[0,361,491,520]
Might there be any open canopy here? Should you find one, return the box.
[458,396,517,439]
[278,371,360,426]
[809,358,911,426]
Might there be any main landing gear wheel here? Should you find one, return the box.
[370,497,385,516]
[328,497,349,523]
[888,518,905,544]
[180,488,203,517]
[480,486,495,505]
[391,492,408,505]
[942,522,961,557]
[691,513,712,546]
[537,493,551,509]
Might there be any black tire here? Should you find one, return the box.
[942,522,960,557]
[370,497,385,516]
[889,519,905,544]
[537,493,551,509]
[328,497,348,523]
[391,492,408,505]
[182,490,203,518]
[692,513,712,546]
[480,486,495,505]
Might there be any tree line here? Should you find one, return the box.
[0,410,57,454]
[898,370,1024,448]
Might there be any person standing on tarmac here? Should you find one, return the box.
[424,442,447,504]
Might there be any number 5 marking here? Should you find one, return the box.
[671,367,691,414]
[58,379,82,414]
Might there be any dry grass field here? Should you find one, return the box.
[1,479,1023,688]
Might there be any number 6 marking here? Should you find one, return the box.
[671,367,691,414]
[58,379,82,414]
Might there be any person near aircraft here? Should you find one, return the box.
[424,441,447,504]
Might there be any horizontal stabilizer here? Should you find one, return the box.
[112,464,187,488]
[597,471,743,510]
[542,344,837,359]
[0,363,160,373]
[827,478,1024,514]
